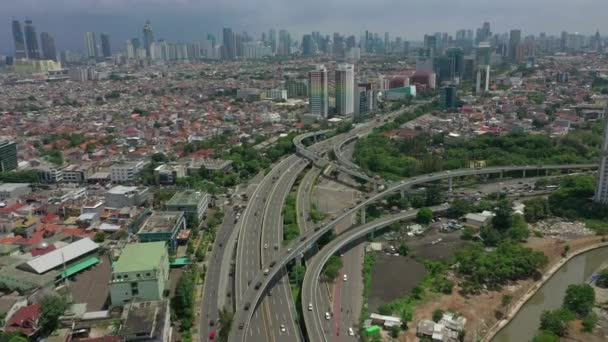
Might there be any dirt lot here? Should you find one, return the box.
[401,235,608,342]
[369,254,426,312]
[368,228,465,312]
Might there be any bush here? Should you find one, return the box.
[432,309,444,322]
[539,309,575,336]
[582,312,598,332]
[416,207,433,224]
[531,330,560,342]
[596,269,608,288]
[563,284,595,317]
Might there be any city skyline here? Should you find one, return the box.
[2,0,608,54]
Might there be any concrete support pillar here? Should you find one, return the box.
[523,169,526,178]
[373,183,378,192]
[545,169,549,176]
[400,189,406,199]
[500,170,504,178]
[360,206,366,224]
[448,177,453,192]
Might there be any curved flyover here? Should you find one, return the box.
[333,134,360,171]
[302,205,449,342]
[229,163,598,342]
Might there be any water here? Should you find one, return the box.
[493,246,608,342]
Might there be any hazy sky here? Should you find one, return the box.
[2,0,607,55]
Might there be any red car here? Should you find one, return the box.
[209,331,216,340]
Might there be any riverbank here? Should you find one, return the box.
[482,236,608,342]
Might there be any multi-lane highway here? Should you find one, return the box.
[302,206,449,342]
[229,163,598,342]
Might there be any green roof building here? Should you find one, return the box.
[0,140,17,172]
[165,190,209,222]
[137,211,186,251]
[110,242,169,306]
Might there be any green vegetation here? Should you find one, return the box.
[455,240,547,294]
[524,197,551,223]
[0,171,38,183]
[93,232,106,243]
[360,253,377,327]
[42,149,63,165]
[39,295,68,335]
[596,269,608,287]
[527,92,546,105]
[416,207,433,224]
[309,203,326,223]
[354,125,601,180]
[531,330,560,342]
[43,133,86,147]
[535,283,597,337]
[323,255,343,280]
[282,194,299,242]
[217,306,233,342]
[432,309,444,322]
[172,270,197,330]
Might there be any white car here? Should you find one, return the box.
[280,324,286,332]
[325,312,331,320]
[348,327,354,336]
[343,274,348,282]
[308,303,313,311]
[264,243,268,249]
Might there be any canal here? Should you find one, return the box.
[493,246,608,342]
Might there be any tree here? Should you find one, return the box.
[539,309,575,336]
[323,256,343,280]
[93,232,106,243]
[39,295,68,335]
[563,284,595,317]
[290,265,306,286]
[416,207,433,224]
[432,309,444,322]
[582,312,598,332]
[398,243,409,256]
[172,271,195,330]
[425,185,443,206]
[492,200,513,231]
[389,325,400,338]
[501,294,513,308]
[531,330,560,342]
[447,199,472,218]
[524,197,550,223]
[217,306,233,342]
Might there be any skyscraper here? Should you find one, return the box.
[335,63,355,116]
[222,28,236,60]
[302,34,314,57]
[143,21,154,58]
[85,32,98,59]
[40,32,57,61]
[440,85,458,110]
[595,119,608,204]
[100,33,112,58]
[11,19,27,59]
[24,19,40,59]
[308,64,328,118]
[0,140,18,172]
[509,29,522,61]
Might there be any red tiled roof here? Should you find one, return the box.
[0,236,25,244]
[5,304,40,336]
[41,214,59,224]
[0,203,25,215]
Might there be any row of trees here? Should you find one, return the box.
[172,270,196,330]
[282,194,299,242]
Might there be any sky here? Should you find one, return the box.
[2,0,607,55]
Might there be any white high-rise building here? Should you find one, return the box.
[125,40,135,59]
[595,119,608,204]
[335,63,355,116]
[85,32,98,59]
[308,64,328,118]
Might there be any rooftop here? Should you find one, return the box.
[107,185,138,195]
[139,211,183,234]
[113,242,167,273]
[0,183,30,192]
[166,190,207,207]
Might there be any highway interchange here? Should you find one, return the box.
[198,105,599,342]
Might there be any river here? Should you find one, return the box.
[493,246,608,342]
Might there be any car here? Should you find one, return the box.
[264,243,268,249]
[209,320,215,326]
[308,303,313,311]
[343,274,348,281]
[209,331,216,340]
[325,312,331,320]
[280,324,286,332]
[238,323,244,330]
[274,244,279,250]
[348,328,354,336]
[244,303,250,311]
[254,282,262,289]
[263,268,269,275]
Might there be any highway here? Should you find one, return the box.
[302,206,450,342]
[257,155,309,342]
[229,163,598,342]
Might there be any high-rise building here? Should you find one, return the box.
[11,19,27,59]
[269,29,277,54]
[100,33,111,58]
[440,85,458,110]
[0,140,17,172]
[509,29,522,61]
[85,32,98,59]
[335,63,355,116]
[40,32,57,61]
[286,78,308,98]
[222,28,236,60]
[446,47,464,80]
[308,64,328,118]
[125,40,135,59]
[143,21,154,58]
[595,119,608,204]
[24,19,40,59]
[302,34,314,57]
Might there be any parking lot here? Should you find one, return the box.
[69,255,112,310]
